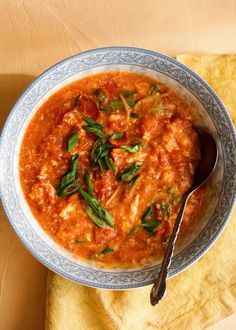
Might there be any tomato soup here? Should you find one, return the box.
[19,72,205,267]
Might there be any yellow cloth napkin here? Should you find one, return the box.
[46,55,236,330]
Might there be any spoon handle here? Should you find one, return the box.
[150,192,190,306]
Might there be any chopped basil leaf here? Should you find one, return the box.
[80,189,115,228]
[120,142,144,153]
[111,132,124,139]
[67,131,78,152]
[119,162,142,182]
[85,206,106,228]
[84,170,94,197]
[160,201,170,219]
[130,112,140,118]
[58,154,78,190]
[150,83,159,94]
[82,116,103,128]
[101,247,114,255]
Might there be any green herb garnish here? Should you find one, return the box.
[82,117,106,142]
[80,189,115,228]
[85,206,106,228]
[167,187,178,204]
[120,90,136,99]
[93,88,106,105]
[119,162,142,182]
[127,174,139,187]
[150,83,159,94]
[101,100,123,112]
[142,206,153,221]
[84,170,94,197]
[101,247,114,255]
[130,112,140,118]
[160,201,170,219]
[58,154,78,191]
[141,206,161,236]
[109,100,122,109]
[58,178,80,197]
[67,132,78,152]
[90,139,114,174]
[98,158,107,174]
[105,156,116,172]
[91,142,113,166]
[120,142,144,154]
[82,116,103,128]
[127,101,136,107]
[111,132,124,139]
[120,90,137,108]
[73,239,86,244]
[82,125,106,141]
[83,116,115,174]
[128,226,139,235]
[141,220,160,228]
[90,139,103,164]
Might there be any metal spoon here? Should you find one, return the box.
[150,128,218,306]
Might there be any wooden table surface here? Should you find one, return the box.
[0,1,236,329]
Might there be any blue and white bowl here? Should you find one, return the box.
[0,47,236,289]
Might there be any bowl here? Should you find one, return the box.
[0,47,236,289]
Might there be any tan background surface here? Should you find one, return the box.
[0,1,236,329]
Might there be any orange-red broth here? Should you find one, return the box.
[19,72,205,267]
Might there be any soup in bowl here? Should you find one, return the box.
[0,47,235,289]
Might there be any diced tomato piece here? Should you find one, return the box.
[158,148,170,167]
[111,149,127,167]
[162,96,176,111]
[94,227,117,244]
[94,171,116,202]
[138,115,157,137]
[109,132,128,146]
[135,81,150,97]
[172,114,192,129]
[78,95,99,119]
[103,79,117,96]
[163,220,174,235]
[107,116,129,132]
[170,152,183,164]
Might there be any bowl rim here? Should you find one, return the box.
[0,46,236,289]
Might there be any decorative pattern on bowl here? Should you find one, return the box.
[0,47,235,289]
